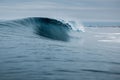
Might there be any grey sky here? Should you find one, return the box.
[0,0,120,22]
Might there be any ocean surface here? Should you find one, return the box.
[0,17,120,80]
[0,0,120,80]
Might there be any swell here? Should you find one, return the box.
[81,69,120,75]
[0,17,73,41]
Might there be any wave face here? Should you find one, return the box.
[0,17,74,41]
[33,17,70,41]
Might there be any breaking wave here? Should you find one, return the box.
[0,17,84,41]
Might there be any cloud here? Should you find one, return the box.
[0,0,120,22]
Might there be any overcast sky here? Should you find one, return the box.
[0,0,120,22]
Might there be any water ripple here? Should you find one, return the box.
[81,69,120,75]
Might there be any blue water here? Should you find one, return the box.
[0,18,120,80]
[0,0,120,80]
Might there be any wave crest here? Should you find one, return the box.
[0,17,84,41]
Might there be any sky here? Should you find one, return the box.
[0,0,120,25]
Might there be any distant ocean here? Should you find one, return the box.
[0,0,120,80]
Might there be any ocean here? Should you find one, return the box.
[0,0,120,80]
[0,17,120,80]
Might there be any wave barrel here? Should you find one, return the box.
[34,17,70,41]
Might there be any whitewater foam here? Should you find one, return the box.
[58,19,85,32]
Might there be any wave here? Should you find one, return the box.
[81,69,120,75]
[59,19,85,32]
[0,17,84,41]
